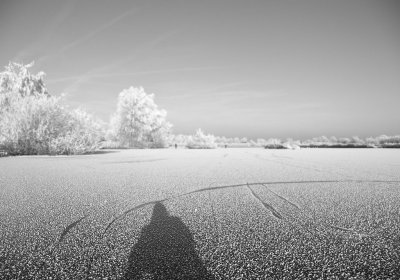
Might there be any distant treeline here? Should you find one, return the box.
[169,134,400,149]
[299,135,400,149]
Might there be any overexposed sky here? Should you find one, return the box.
[1,0,399,139]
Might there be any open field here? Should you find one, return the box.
[1,148,400,279]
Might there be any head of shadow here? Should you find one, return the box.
[125,202,214,280]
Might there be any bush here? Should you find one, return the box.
[48,109,103,155]
[0,94,102,155]
[375,135,400,147]
[264,138,285,149]
[186,129,217,149]
[264,143,289,149]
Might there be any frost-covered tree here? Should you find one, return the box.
[350,136,365,145]
[0,62,53,120]
[249,139,258,147]
[338,137,351,144]
[186,129,217,149]
[0,62,102,155]
[283,138,301,149]
[256,138,267,145]
[266,138,282,145]
[169,134,191,146]
[0,62,48,112]
[375,135,400,147]
[264,138,286,149]
[329,136,338,143]
[110,86,172,148]
[0,61,48,97]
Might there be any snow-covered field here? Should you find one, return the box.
[1,148,400,279]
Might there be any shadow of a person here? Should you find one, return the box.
[124,202,215,280]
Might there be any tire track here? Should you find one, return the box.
[246,184,283,220]
[261,183,301,210]
[58,215,89,244]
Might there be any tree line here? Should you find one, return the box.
[0,62,398,155]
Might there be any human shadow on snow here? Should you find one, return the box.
[124,202,214,280]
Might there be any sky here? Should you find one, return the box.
[0,0,399,139]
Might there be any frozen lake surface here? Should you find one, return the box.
[1,148,400,279]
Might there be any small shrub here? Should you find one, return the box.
[186,129,217,149]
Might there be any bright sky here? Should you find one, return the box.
[1,0,399,139]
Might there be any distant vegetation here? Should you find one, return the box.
[185,129,217,149]
[170,134,400,149]
[1,61,399,155]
